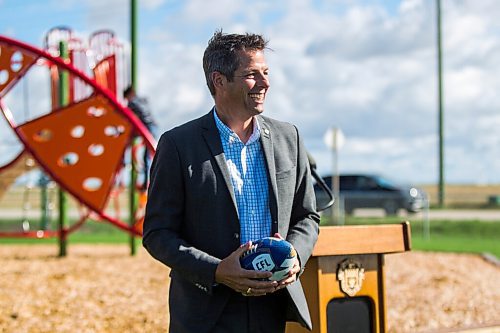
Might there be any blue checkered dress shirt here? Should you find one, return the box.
[214,110,272,244]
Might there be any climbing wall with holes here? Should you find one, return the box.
[17,95,132,211]
[0,44,37,97]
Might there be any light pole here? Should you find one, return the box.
[129,0,138,255]
[436,0,445,207]
[324,127,345,225]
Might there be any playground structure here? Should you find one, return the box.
[0,29,156,251]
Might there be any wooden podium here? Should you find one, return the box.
[286,222,411,333]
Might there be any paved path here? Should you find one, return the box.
[354,208,500,221]
[1,208,499,221]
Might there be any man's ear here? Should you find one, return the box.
[211,71,225,91]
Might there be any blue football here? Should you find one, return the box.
[240,237,297,281]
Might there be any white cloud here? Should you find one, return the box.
[182,0,244,23]
[1,0,500,184]
[139,41,212,130]
[84,0,128,38]
[260,0,500,184]
[142,0,165,10]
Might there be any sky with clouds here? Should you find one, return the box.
[0,0,499,185]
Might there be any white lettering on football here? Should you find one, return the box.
[251,254,275,272]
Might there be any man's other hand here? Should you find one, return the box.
[215,242,278,296]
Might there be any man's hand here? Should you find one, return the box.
[273,233,300,290]
[215,242,278,296]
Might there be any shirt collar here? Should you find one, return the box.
[213,108,261,145]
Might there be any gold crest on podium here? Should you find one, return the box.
[337,259,365,297]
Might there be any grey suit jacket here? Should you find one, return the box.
[143,110,320,333]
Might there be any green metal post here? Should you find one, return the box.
[39,175,49,230]
[41,182,48,229]
[129,149,138,256]
[58,41,69,257]
[131,0,138,90]
[129,0,139,255]
[436,0,445,207]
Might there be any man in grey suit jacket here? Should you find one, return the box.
[143,31,320,333]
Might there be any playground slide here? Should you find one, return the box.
[0,151,36,201]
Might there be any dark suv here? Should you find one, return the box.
[314,174,426,216]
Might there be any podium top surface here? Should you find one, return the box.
[312,222,411,256]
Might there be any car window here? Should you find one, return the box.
[356,176,376,190]
[339,176,355,190]
[374,176,397,190]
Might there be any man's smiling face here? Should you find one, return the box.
[225,49,270,117]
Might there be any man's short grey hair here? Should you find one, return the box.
[203,30,268,96]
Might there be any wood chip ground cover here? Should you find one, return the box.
[0,245,498,332]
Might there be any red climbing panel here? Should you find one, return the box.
[0,43,37,97]
[17,95,132,211]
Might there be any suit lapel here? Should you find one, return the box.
[201,110,239,219]
[257,116,279,233]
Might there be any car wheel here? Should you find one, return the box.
[384,201,398,216]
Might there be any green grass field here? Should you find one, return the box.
[0,219,130,244]
[1,216,499,258]
[324,216,500,258]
